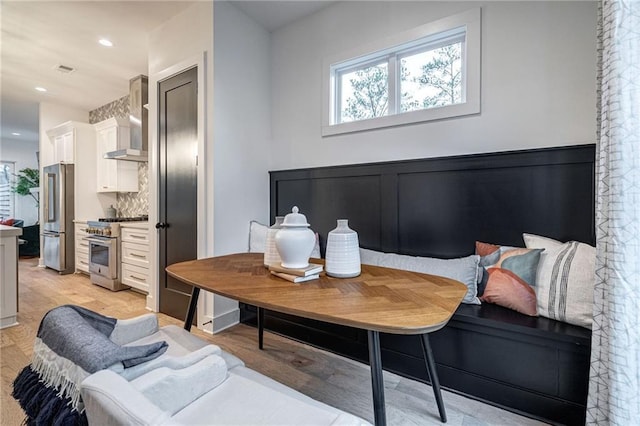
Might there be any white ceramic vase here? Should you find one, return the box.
[325,219,361,278]
[274,207,315,269]
[264,216,284,267]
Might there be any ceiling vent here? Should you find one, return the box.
[55,64,75,74]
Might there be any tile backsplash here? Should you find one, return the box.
[89,95,129,123]
[90,95,149,217]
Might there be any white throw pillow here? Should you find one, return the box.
[132,354,228,415]
[248,221,268,253]
[523,233,595,329]
[360,248,481,304]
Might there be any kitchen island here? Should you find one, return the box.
[0,224,22,328]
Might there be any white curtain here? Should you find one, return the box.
[587,0,640,424]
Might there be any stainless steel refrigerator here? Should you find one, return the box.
[42,163,75,274]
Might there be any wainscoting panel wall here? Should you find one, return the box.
[246,144,595,425]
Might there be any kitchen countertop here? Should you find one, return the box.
[120,222,149,229]
[73,220,149,228]
[0,224,23,237]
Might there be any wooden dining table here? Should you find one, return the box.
[166,252,467,425]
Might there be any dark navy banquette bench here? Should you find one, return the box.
[240,144,594,425]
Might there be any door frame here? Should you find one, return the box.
[148,52,214,330]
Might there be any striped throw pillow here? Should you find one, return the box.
[523,233,595,329]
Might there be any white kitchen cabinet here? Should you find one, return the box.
[74,222,89,274]
[53,131,74,163]
[120,224,149,293]
[47,121,105,222]
[94,118,139,193]
[47,121,92,164]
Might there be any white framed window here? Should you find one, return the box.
[322,8,481,136]
[0,162,15,219]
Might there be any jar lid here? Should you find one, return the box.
[282,206,310,227]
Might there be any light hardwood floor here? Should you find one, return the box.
[1,258,547,425]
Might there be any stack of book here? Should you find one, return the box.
[269,263,323,283]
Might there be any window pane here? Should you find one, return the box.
[400,42,462,113]
[0,163,15,219]
[339,62,388,123]
[0,164,11,185]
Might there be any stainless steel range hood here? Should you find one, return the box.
[104,75,148,161]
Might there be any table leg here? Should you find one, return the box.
[257,307,264,350]
[183,286,200,331]
[368,330,386,426]
[420,333,447,423]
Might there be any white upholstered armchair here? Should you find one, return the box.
[81,315,371,426]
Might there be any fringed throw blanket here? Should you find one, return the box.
[12,305,168,425]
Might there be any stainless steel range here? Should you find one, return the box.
[85,216,148,291]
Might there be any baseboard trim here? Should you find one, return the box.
[212,307,239,334]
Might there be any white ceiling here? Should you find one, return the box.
[231,1,332,32]
[1,1,198,143]
[1,0,334,145]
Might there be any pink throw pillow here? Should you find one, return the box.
[480,268,538,316]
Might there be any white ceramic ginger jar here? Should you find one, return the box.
[275,206,315,269]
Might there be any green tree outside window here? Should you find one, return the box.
[12,167,40,207]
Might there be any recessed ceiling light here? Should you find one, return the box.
[35,86,47,92]
[12,132,21,136]
[99,38,113,47]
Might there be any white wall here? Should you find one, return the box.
[270,1,598,170]
[0,138,39,225]
[212,1,271,331]
[213,2,271,251]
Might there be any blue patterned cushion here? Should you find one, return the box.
[476,242,543,314]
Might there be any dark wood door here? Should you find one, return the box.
[158,66,198,321]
